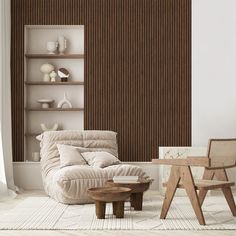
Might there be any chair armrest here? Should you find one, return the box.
[152,157,210,167]
[207,159,236,170]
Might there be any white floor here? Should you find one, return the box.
[0,190,235,236]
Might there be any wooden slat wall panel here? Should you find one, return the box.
[11,0,191,162]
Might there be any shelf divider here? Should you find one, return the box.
[25,81,84,85]
[25,133,40,137]
[25,53,84,59]
[25,108,84,111]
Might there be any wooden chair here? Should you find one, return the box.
[152,139,236,225]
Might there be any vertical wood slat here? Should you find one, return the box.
[11,0,191,162]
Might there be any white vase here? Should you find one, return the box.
[58,36,67,54]
[46,41,58,54]
[32,152,40,162]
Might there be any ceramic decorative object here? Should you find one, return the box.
[40,63,55,82]
[58,35,67,54]
[32,152,40,162]
[57,92,72,108]
[46,41,58,54]
[58,68,70,82]
[40,123,59,132]
[37,99,54,109]
[50,70,57,82]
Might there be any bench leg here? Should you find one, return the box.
[181,166,206,225]
[130,192,143,211]
[95,201,106,219]
[160,166,181,219]
[113,201,117,215]
[113,201,124,218]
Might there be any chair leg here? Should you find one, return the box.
[214,169,228,181]
[214,169,236,216]
[160,166,180,219]
[222,187,236,216]
[199,169,215,206]
[181,166,206,225]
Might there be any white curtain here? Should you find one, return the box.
[0,0,17,199]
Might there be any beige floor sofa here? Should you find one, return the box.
[38,130,148,204]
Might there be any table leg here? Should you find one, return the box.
[114,201,124,218]
[113,201,118,215]
[130,192,143,211]
[181,166,206,225]
[95,201,106,219]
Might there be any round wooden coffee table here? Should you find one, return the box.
[105,179,151,211]
[87,187,131,219]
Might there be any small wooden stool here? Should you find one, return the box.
[87,187,131,219]
[105,179,151,211]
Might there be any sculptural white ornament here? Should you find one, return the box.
[40,123,59,132]
[58,68,70,82]
[40,63,54,82]
[50,70,57,82]
[57,92,72,108]
[58,35,67,54]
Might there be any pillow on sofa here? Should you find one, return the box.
[81,151,121,168]
[57,144,87,168]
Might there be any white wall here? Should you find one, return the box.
[192,0,236,146]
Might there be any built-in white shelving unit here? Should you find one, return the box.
[24,25,84,162]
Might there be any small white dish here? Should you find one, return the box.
[37,99,54,109]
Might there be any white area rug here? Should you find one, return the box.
[0,195,236,230]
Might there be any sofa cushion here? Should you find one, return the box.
[40,130,118,178]
[57,144,87,168]
[81,151,121,168]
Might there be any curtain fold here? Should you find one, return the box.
[0,0,17,199]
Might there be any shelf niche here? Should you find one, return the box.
[24,25,84,162]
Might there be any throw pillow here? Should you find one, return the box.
[81,151,121,168]
[57,144,87,168]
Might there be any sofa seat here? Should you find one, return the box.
[46,164,148,204]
